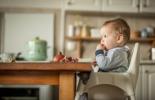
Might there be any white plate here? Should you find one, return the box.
[78,58,94,62]
[15,60,52,63]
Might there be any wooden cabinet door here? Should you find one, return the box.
[142,65,155,100]
[140,0,155,13]
[64,0,101,11]
[101,0,139,12]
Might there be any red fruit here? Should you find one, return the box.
[53,52,65,62]
[68,57,72,61]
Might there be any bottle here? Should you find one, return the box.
[81,25,90,38]
[67,24,75,37]
[74,21,82,37]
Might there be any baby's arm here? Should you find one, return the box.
[93,44,106,72]
[96,48,128,72]
[95,50,111,71]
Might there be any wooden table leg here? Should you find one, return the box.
[59,72,75,100]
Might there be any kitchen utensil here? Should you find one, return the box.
[140,26,155,38]
[81,25,90,37]
[145,26,154,37]
[90,28,100,38]
[131,31,140,39]
[25,37,47,61]
[0,53,15,62]
[66,41,76,51]
[141,28,148,38]
[67,24,75,37]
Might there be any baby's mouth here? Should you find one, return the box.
[101,44,108,50]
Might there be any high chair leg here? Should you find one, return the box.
[129,95,135,100]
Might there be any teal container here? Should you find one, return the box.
[25,37,47,61]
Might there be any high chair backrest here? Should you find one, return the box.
[127,43,140,90]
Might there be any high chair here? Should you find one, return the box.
[78,43,140,100]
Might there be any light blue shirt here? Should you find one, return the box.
[95,46,130,72]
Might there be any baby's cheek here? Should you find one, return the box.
[100,40,104,45]
[100,38,104,43]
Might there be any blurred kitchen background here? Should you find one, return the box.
[0,0,155,100]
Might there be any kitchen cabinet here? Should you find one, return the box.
[135,61,155,100]
[64,0,139,12]
[101,0,139,12]
[64,0,155,13]
[141,62,155,100]
[101,0,155,13]
[64,0,101,11]
[140,0,155,13]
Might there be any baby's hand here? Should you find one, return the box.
[96,44,106,50]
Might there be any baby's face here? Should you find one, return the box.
[100,24,122,50]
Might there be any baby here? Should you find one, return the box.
[95,18,130,72]
[78,18,131,100]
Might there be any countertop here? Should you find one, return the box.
[140,60,155,65]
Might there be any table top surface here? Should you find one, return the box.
[0,62,92,71]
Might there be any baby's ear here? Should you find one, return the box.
[117,34,124,44]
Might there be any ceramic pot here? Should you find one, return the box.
[25,37,47,61]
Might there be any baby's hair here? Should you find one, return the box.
[103,18,130,44]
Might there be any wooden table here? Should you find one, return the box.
[0,62,91,100]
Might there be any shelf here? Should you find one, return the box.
[65,36,100,41]
[130,37,155,42]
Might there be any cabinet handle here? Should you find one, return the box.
[145,70,149,73]
[67,0,73,5]
[136,4,140,8]
[143,4,147,7]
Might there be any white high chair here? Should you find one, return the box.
[82,43,140,100]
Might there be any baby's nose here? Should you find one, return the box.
[100,39,104,43]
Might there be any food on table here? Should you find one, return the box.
[53,52,78,63]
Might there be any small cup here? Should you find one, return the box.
[0,53,15,62]
[67,24,75,37]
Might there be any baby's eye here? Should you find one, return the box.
[104,34,107,38]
